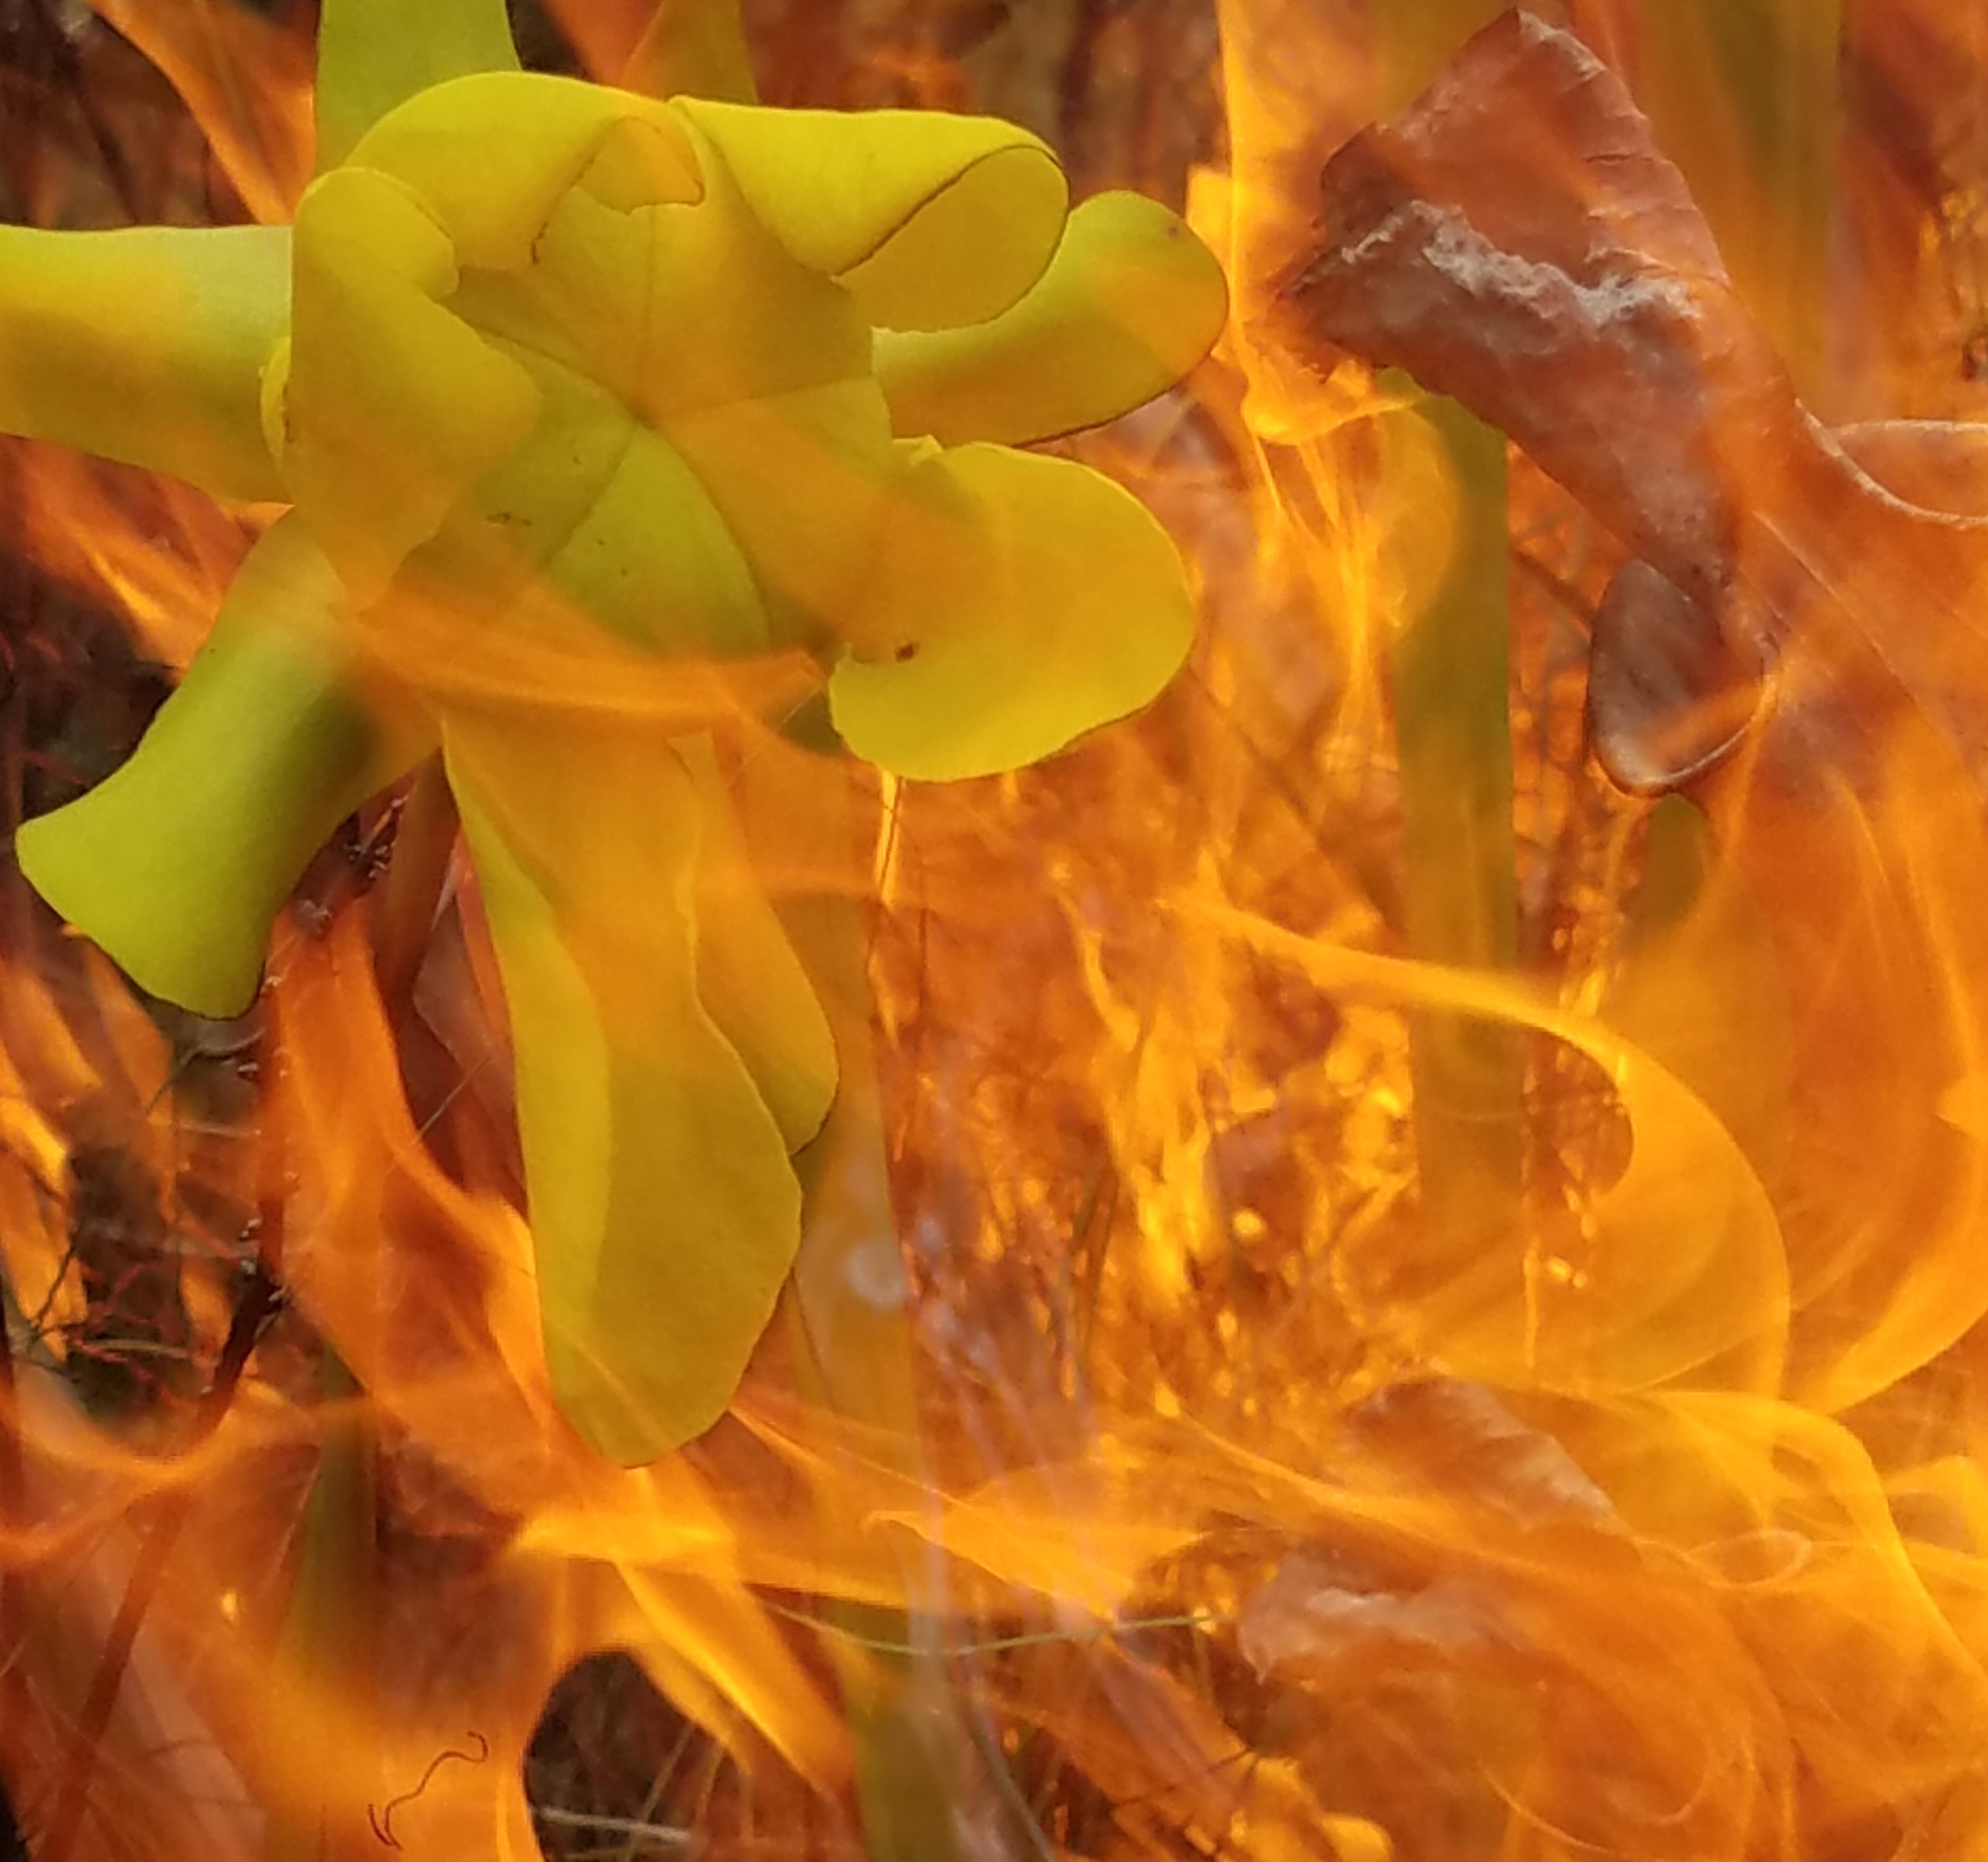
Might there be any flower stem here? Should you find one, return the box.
[742,735,974,1862]
[266,1348,379,1861]
[1624,0,1842,405]
[1374,4,1525,1280]
[1383,388,1524,1243]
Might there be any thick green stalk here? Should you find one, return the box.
[742,737,972,1862]
[1374,3,1525,1272]
[257,772,452,1858]
[786,948,969,1862]
[1629,0,1842,404]
[1375,0,1509,116]
[267,1350,378,1861]
[1381,389,1523,1238]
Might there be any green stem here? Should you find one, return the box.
[1383,389,1523,1236]
[787,1033,970,1862]
[1629,0,1842,405]
[371,755,459,1013]
[1373,2,1525,1280]
[267,1349,378,1861]
[742,739,972,1862]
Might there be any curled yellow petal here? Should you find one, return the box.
[673,98,1068,331]
[0,223,287,503]
[15,520,423,1019]
[394,80,875,656]
[829,442,1195,780]
[351,73,701,273]
[450,121,863,423]
[281,163,541,600]
[442,710,803,1463]
[876,191,1229,446]
[313,0,519,172]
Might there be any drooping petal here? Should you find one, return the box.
[279,163,541,601]
[623,0,759,103]
[351,74,701,273]
[676,737,837,1152]
[828,442,1195,780]
[672,98,1068,331]
[312,0,519,173]
[0,223,287,503]
[15,520,425,1019]
[875,191,1229,446]
[442,710,803,1464]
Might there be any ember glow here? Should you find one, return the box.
[5,3,1988,1859]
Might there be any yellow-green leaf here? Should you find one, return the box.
[674,98,1067,331]
[313,0,519,173]
[828,442,1195,780]
[442,710,803,1464]
[15,519,422,1019]
[0,223,287,503]
[876,191,1228,446]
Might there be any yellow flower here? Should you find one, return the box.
[5,0,1226,1461]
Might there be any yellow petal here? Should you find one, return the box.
[673,98,1067,331]
[666,376,899,643]
[394,333,774,659]
[523,411,774,657]
[451,127,863,423]
[828,442,1195,780]
[442,710,802,1463]
[0,223,287,503]
[15,520,423,1019]
[312,0,519,172]
[876,191,1229,445]
[281,164,541,601]
[351,73,701,273]
[677,738,837,1151]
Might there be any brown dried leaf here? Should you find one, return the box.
[1273,11,1988,792]
[1239,1553,1511,1681]
[1587,560,1765,794]
[1275,11,1785,614]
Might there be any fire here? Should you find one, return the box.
[7,2,1988,1859]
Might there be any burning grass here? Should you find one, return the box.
[5,1,1988,1858]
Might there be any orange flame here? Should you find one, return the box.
[10,4,1988,1860]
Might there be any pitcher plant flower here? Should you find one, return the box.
[3,0,1227,1462]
